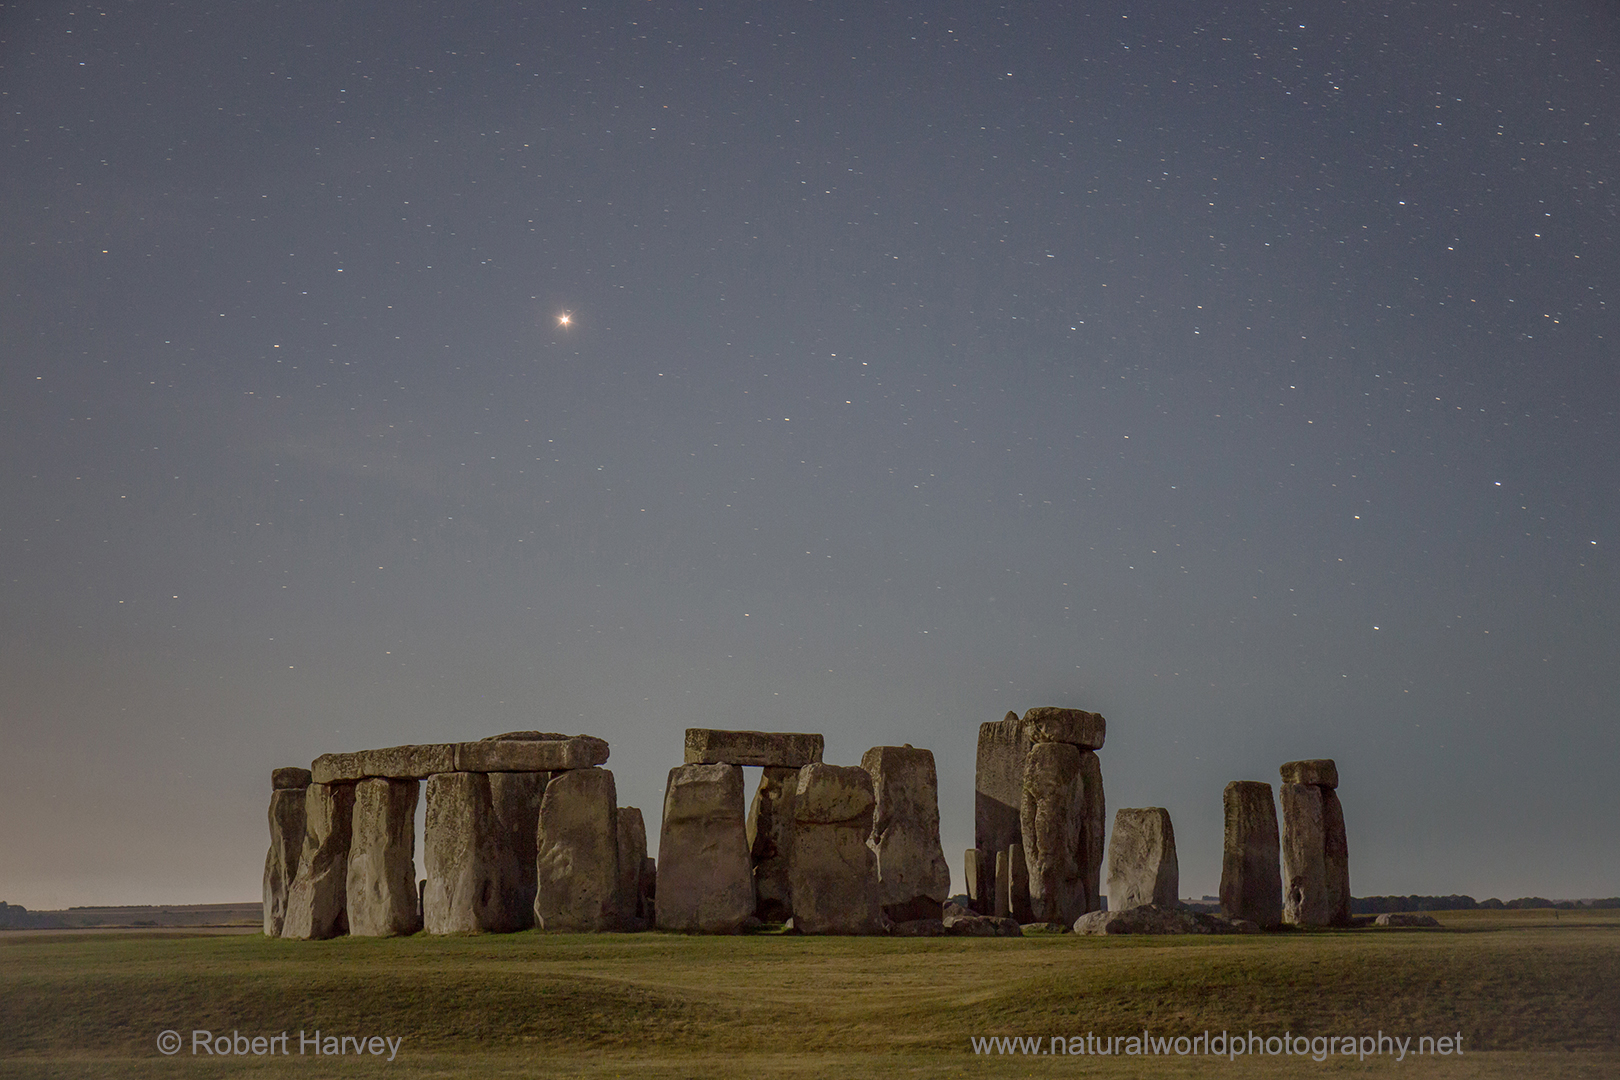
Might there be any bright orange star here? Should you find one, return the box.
[557,311,572,328]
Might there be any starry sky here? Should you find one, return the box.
[3,1,1617,910]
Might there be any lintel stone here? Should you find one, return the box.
[272,766,312,790]
[684,728,824,768]
[312,744,458,784]
[1279,758,1338,789]
[1022,707,1106,751]
[455,736,609,773]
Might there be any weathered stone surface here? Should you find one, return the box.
[614,806,649,930]
[534,766,620,931]
[1280,758,1339,790]
[943,912,1023,937]
[1374,912,1441,928]
[656,763,754,933]
[1020,741,1084,925]
[482,731,572,742]
[1008,842,1034,924]
[1106,807,1179,912]
[789,764,884,935]
[489,771,550,931]
[684,729,824,768]
[272,766,312,790]
[281,782,354,940]
[1022,707,1107,751]
[975,712,1029,911]
[1220,781,1282,928]
[993,849,1010,918]
[640,856,657,918]
[964,848,991,915]
[313,744,458,784]
[423,772,505,934]
[861,745,950,922]
[1281,782,1351,927]
[1078,750,1106,915]
[457,736,610,773]
[746,766,799,922]
[346,778,421,937]
[891,918,947,936]
[262,788,306,936]
[1074,903,1227,936]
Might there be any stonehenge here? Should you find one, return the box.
[975,707,1106,923]
[1280,760,1351,927]
[346,778,421,936]
[861,745,950,923]
[1106,807,1178,912]
[656,762,754,933]
[260,715,1353,940]
[1220,781,1283,928]
[262,768,309,937]
[788,763,885,935]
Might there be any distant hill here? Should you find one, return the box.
[0,901,261,930]
[1350,895,1620,914]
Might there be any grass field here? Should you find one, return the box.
[3,909,1618,1078]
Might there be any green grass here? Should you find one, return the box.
[3,909,1618,1078]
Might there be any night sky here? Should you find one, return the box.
[4,1,1617,910]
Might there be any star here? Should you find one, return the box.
[557,311,572,328]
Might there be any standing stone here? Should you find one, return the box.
[993,849,1011,918]
[262,776,308,937]
[1280,779,1351,927]
[1007,842,1034,924]
[861,745,951,922]
[615,807,649,930]
[975,712,1030,911]
[746,766,799,922]
[1106,807,1179,912]
[423,772,504,934]
[1078,750,1106,915]
[281,781,355,940]
[1020,741,1084,925]
[1220,781,1282,928]
[346,778,421,937]
[656,763,754,933]
[489,771,550,931]
[534,766,621,932]
[964,849,990,915]
[1279,758,1339,789]
[789,763,884,935]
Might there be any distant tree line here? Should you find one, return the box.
[1350,895,1620,914]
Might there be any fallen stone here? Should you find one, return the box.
[615,806,649,930]
[346,778,421,937]
[313,744,458,784]
[534,766,621,931]
[262,787,306,937]
[281,782,355,940]
[789,764,884,935]
[1022,707,1107,751]
[1020,921,1072,934]
[272,766,312,790]
[1073,903,1230,936]
[488,771,550,931]
[746,766,799,922]
[655,763,754,933]
[861,745,950,923]
[943,913,1023,937]
[1020,741,1084,925]
[1220,780,1282,928]
[456,736,610,773]
[423,772,505,934]
[890,918,946,937]
[1280,782,1351,927]
[1374,912,1441,928]
[1106,807,1179,912]
[684,729,824,768]
[975,712,1029,912]
[1279,758,1339,790]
